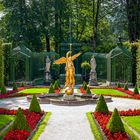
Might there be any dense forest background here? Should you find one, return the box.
[0,0,139,53]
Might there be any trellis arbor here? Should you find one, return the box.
[82,43,133,84]
[9,43,132,85]
[9,44,59,84]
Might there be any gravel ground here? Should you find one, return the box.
[0,97,140,140]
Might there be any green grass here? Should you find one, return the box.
[0,115,14,130]
[91,89,129,97]
[86,112,102,140]
[18,88,49,94]
[32,112,51,140]
[123,116,140,134]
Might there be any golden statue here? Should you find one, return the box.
[54,45,81,95]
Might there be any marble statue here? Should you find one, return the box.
[45,56,51,81]
[89,55,98,86]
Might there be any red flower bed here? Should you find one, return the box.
[93,112,129,140]
[79,87,86,94]
[119,109,140,116]
[0,108,44,140]
[115,88,140,99]
[4,130,30,140]
[54,87,61,94]
[0,90,18,99]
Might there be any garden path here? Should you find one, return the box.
[0,96,140,140]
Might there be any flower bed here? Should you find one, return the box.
[89,109,140,140]
[115,88,140,99]
[0,108,50,140]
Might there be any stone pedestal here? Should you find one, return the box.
[89,70,98,86]
[63,94,76,101]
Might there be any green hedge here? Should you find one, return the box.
[0,40,4,87]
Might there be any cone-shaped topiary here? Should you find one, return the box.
[82,81,87,90]
[117,81,121,88]
[12,108,30,131]
[134,85,139,94]
[29,95,41,113]
[53,80,59,90]
[48,83,54,93]
[107,108,125,133]
[57,80,61,88]
[1,86,7,94]
[86,87,91,94]
[124,83,128,90]
[13,82,18,91]
[95,95,109,114]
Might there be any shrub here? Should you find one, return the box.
[124,83,128,90]
[53,80,59,90]
[57,80,61,88]
[13,82,18,91]
[29,95,41,113]
[86,87,91,94]
[1,86,7,94]
[107,108,125,133]
[134,85,139,94]
[48,83,54,93]
[117,81,121,88]
[95,95,109,114]
[12,108,30,131]
[82,81,87,90]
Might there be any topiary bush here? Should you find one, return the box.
[57,80,61,88]
[117,81,121,88]
[1,86,7,94]
[86,87,91,94]
[124,83,128,90]
[48,83,54,93]
[95,95,109,114]
[12,108,30,131]
[53,80,59,90]
[13,82,18,91]
[29,95,41,113]
[134,85,139,94]
[107,108,125,133]
[82,81,87,90]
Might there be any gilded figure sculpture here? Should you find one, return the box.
[54,45,81,95]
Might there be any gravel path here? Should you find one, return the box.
[0,97,140,140]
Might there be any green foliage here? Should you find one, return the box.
[86,87,91,94]
[107,108,125,133]
[86,112,102,140]
[0,41,4,88]
[134,85,139,94]
[1,86,7,94]
[124,83,128,90]
[95,95,109,114]
[117,81,121,88]
[82,81,87,90]
[57,80,61,88]
[81,61,91,70]
[13,82,18,91]
[12,108,30,131]
[53,80,59,90]
[48,83,54,93]
[136,42,140,87]
[29,95,41,113]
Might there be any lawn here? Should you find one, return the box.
[123,116,140,134]
[91,89,129,96]
[0,115,14,130]
[18,88,49,94]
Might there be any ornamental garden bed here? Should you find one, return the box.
[0,95,51,140]
[87,95,140,140]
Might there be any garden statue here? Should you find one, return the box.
[45,56,51,81]
[54,44,81,96]
[89,55,98,86]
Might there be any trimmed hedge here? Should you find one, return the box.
[107,108,125,133]
[48,83,54,93]
[124,83,128,90]
[134,85,139,94]
[12,108,30,131]
[86,87,91,94]
[1,86,7,94]
[29,95,41,113]
[95,95,109,114]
